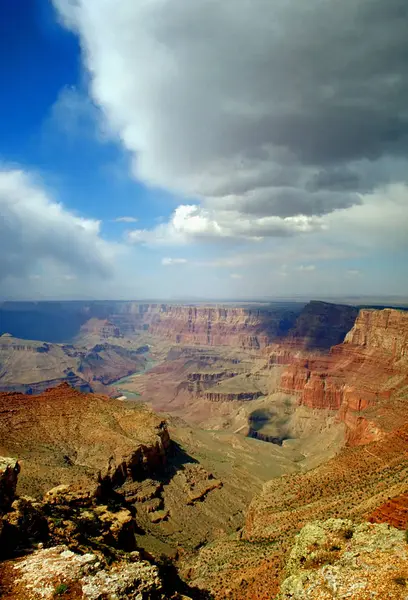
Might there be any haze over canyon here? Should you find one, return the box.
[2,0,408,598]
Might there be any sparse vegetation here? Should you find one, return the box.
[54,583,69,596]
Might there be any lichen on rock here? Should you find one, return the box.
[11,545,164,600]
[279,519,408,599]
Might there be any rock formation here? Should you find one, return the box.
[112,303,300,349]
[279,519,408,599]
[2,545,165,600]
[0,461,195,599]
[0,335,148,394]
[280,308,408,444]
[0,459,20,514]
[368,493,408,531]
[79,318,121,339]
[0,384,290,557]
[0,384,170,496]
[280,300,358,350]
[1,299,361,351]
[109,300,360,351]
[188,423,408,598]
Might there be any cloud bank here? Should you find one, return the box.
[53,0,408,245]
[0,168,116,283]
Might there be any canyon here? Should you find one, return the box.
[0,333,148,395]
[1,299,358,350]
[280,308,408,444]
[1,299,408,598]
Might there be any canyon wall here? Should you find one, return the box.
[111,303,301,349]
[1,300,359,350]
[112,301,359,350]
[280,308,408,444]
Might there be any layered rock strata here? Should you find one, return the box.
[280,308,408,444]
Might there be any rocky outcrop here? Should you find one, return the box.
[187,371,238,387]
[2,545,165,600]
[0,458,197,599]
[0,459,20,514]
[43,484,139,552]
[1,496,48,557]
[368,493,408,531]
[0,384,170,497]
[279,519,408,599]
[77,343,148,386]
[79,318,121,339]
[344,308,408,357]
[280,308,408,445]
[203,390,263,402]
[282,300,358,350]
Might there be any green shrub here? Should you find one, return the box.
[54,583,69,596]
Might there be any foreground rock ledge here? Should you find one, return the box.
[3,544,165,600]
[279,519,408,599]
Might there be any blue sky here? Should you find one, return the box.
[1,0,407,300]
[0,0,163,227]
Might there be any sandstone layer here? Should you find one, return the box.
[112,303,300,349]
[1,299,361,351]
[368,493,408,531]
[280,308,408,444]
[109,300,360,352]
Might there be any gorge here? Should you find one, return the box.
[1,299,408,599]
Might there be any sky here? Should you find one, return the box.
[1,0,407,301]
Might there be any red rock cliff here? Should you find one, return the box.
[112,303,299,349]
[281,309,408,444]
[110,301,358,351]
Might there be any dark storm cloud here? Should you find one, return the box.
[307,169,362,192]
[54,0,408,235]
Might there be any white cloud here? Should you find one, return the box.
[327,183,408,249]
[0,167,117,283]
[127,204,325,245]
[114,216,138,223]
[161,257,188,266]
[296,265,316,272]
[230,273,243,279]
[347,269,361,277]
